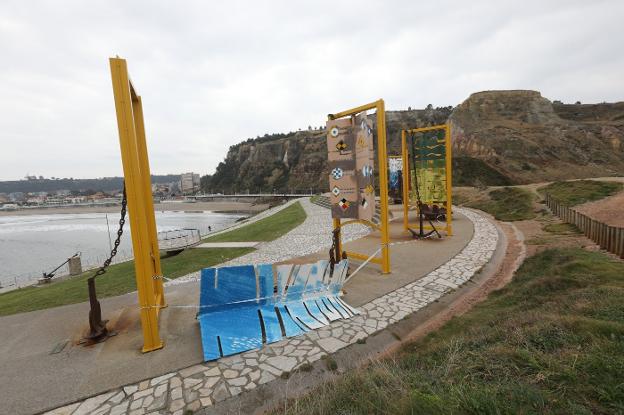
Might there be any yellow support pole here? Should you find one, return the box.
[375,100,391,274]
[401,130,409,232]
[132,96,166,307]
[109,57,164,353]
[445,124,453,236]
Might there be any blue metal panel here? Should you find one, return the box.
[286,264,312,300]
[259,305,283,344]
[326,296,352,318]
[286,302,325,330]
[257,264,275,301]
[276,304,307,337]
[336,297,360,315]
[304,300,330,325]
[317,298,342,321]
[276,264,294,296]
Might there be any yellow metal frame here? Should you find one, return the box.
[110,57,165,352]
[401,124,453,236]
[328,99,391,274]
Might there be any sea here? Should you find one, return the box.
[0,210,246,290]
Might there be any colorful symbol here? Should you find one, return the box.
[361,198,368,208]
[330,126,340,137]
[331,168,343,180]
[335,140,347,151]
[331,186,340,197]
[364,184,374,194]
[362,165,373,177]
[339,198,350,211]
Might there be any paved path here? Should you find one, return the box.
[44,207,497,415]
[168,198,369,285]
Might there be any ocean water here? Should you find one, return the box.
[0,211,245,289]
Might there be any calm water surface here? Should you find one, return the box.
[0,211,245,288]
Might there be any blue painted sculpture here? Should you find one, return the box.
[197,259,358,361]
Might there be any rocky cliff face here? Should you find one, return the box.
[450,90,624,184]
[206,91,624,193]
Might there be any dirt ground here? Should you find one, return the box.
[574,190,624,227]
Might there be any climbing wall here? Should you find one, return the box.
[326,113,375,221]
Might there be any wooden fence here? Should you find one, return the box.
[545,194,624,259]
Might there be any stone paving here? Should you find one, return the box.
[44,207,497,415]
[168,198,370,285]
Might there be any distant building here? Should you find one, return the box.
[180,173,200,194]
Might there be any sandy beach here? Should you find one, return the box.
[0,201,269,216]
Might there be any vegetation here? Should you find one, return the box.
[539,180,623,206]
[0,247,253,316]
[468,187,536,221]
[543,222,581,235]
[452,156,514,187]
[204,202,306,242]
[276,247,624,414]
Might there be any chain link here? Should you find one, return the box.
[93,186,127,278]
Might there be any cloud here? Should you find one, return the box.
[0,0,622,180]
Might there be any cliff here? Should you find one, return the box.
[205,91,624,193]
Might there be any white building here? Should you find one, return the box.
[180,173,200,194]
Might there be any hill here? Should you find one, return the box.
[203,91,624,193]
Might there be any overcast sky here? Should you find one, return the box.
[0,0,622,181]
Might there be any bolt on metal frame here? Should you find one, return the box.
[109,57,166,352]
[328,99,391,274]
[401,124,453,236]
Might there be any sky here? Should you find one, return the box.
[0,0,623,181]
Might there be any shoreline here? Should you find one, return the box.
[0,201,269,216]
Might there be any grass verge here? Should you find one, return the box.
[0,248,253,316]
[204,201,306,242]
[539,180,623,206]
[276,247,624,414]
[468,187,536,221]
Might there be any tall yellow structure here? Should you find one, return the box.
[109,57,166,352]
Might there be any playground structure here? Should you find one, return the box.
[401,124,453,237]
[326,100,391,274]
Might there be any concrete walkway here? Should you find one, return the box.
[0,202,489,415]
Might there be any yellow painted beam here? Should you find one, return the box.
[346,251,383,264]
[109,57,164,353]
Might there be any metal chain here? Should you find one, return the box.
[93,186,127,278]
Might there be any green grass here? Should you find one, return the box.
[539,180,623,206]
[204,201,306,242]
[276,248,624,414]
[543,222,581,235]
[0,248,253,316]
[469,187,536,221]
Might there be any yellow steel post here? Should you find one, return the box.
[401,130,409,232]
[109,57,164,352]
[375,100,391,274]
[132,96,166,306]
[445,124,453,236]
